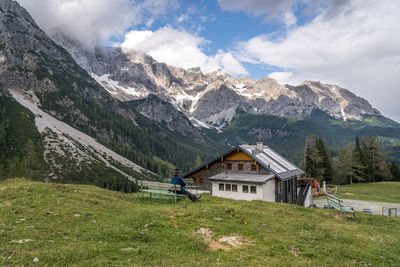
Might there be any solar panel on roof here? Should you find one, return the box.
[257,153,286,173]
[263,147,297,171]
[240,145,303,179]
[242,145,287,173]
[264,153,288,172]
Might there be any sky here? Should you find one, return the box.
[16,0,400,122]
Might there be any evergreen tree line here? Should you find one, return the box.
[35,80,214,179]
[0,97,45,180]
[96,177,139,193]
[302,136,400,184]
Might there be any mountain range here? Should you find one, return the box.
[0,0,399,185]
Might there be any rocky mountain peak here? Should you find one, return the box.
[0,0,34,23]
[48,33,382,128]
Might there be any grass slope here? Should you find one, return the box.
[1,179,400,266]
[335,182,400,203]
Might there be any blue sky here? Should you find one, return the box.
[16,0,400,122]
[120,0,312,79]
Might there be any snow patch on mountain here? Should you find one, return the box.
[92,73,147,98]
[207,106,238,126]
[341,107,347,122]
[52,35,381,128]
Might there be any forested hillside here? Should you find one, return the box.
[0,0,225,185]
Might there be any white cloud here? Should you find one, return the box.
[217,0,350,25]
[235,0,400,121]
[218,0,297,18]
[16,0,179,50]
[283,10,297,26]
[268,72,294,84]
[217,0,306,26]
[121,27,247,76]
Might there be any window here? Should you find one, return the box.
[226,163,232,171]
[232,184,238,192]
[242,185,249,193]
[225,184,231,191]
[219,183,224,191]
[251,164,257,171]
[199,178,204,185]
[250,186,257,194]
[238,163,244,171]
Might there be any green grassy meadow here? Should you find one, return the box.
[335,182,400,203]
[1,179,400,266]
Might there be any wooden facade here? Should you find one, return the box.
[184,146,301,204]
[187,150,267,190]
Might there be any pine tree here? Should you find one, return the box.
[334,142,365,184]
[368,137,391,182]
[304,137,318,178]
[315,138,333,183]
[390,161,400,181]
[126,181,133,193]
[7,156,24,178]
[111,177,119,191]
[352,137,366,183]
[361,138,373,182]
[23,139,41,179]
[334,147,351,184]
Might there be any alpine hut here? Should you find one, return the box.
[183,142,307,205]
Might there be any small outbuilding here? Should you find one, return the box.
[183,142,307,205]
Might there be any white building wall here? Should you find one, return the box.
[304,186,313,208]
[211,179,276,202]
[211,181,263,201]
[262,179,276,202]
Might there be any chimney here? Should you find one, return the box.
[256,142,264,152]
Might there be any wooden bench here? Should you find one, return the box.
[139,181,186,202]
[183,178,199,194]
[326,193,355,218]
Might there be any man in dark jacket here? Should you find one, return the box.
[170,169,201,202]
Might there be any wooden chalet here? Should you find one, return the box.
[183,142,306,204]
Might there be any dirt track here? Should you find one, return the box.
[314,198,400,216]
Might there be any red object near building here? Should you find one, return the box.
[314,179,317,192]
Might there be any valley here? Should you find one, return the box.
[0,0,399,186]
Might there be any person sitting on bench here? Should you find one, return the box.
[170,169,201,202]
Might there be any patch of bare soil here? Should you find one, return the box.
[289,245,300,256]
[0,200,12,207]
[195,228,250,251]
[120,248,134,251]
[351,259,372,266]
[218,236,245,247]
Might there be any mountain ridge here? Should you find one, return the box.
[0,0,223,183]
[51,35,382,128]
[1,0,399,185]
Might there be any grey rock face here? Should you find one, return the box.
[132,94,205,143]
[247,128,294,141]
[50,23,381,129]
[0,0,110,106]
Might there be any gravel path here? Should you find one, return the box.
[314,198,400,215]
